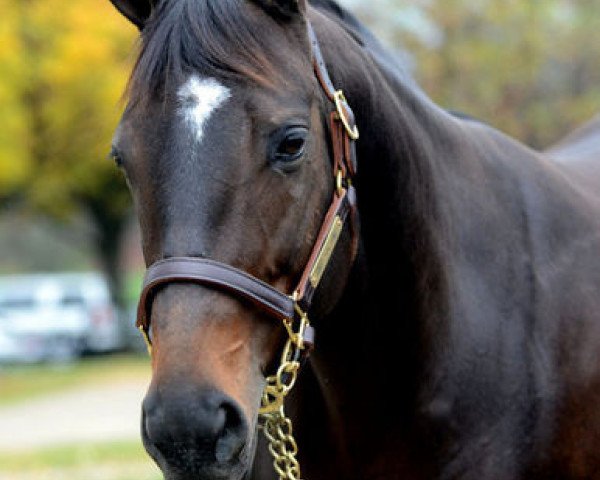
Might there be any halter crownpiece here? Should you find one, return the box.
[136,19,359,480]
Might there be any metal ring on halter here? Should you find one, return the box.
[333,90,360,140]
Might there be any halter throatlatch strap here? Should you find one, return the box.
[136,19,359,355]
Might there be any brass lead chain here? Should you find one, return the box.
[261,406,301,480]
[258,306,310,480]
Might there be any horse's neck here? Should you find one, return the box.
[311,9,467,380]
[304,10,540,465]
[296,10,600,479]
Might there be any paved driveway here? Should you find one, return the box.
[0,378,150,452]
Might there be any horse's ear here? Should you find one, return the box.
[252,0,307,20]
[109,0,154,29]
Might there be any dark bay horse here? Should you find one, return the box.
[107,0,600,478]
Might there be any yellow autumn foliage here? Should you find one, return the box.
[1,0,598,209]
[0,0,136,213]
[0,0,31,194]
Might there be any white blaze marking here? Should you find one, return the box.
[178,75,231,143]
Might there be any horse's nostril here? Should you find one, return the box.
[215,403,245,463]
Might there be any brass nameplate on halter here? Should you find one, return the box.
[309,216,343,288]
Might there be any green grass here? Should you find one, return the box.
[0,440,162,480]
[0,353,151,407]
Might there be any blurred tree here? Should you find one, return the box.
[2,0,598,304]
[0,0,32,205]
[346,0,600,148]
[0,0,137,305]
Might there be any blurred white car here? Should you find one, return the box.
[0,273,123,363]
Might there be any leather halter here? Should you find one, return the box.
[136,21,359,353]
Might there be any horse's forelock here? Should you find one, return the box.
[127,0,300,105]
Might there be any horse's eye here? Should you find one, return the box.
[108,146,124,168]
[270,126,308,168]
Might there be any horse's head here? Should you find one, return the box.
[109,0,358,478]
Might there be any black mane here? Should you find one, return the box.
[128,0,383,104]
[130,0,280,103]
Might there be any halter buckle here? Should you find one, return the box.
[334,90,359,140]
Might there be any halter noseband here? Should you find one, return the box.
[135,21,359,480]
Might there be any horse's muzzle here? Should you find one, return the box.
[141,384,250,480]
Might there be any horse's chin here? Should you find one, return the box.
[161,465,248,480]
[148,445,253,480]
[155,449,252,480]
[143,420,259,480]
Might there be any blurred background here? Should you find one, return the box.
[0,0,598,479]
